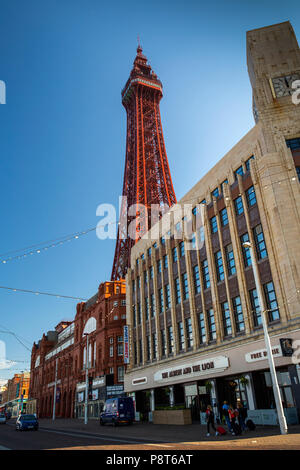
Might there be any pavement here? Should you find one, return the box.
[1,417,298,450]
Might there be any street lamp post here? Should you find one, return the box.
[243,241,288,434]
[84,333,89,425]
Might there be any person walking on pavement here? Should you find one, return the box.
[236,401,247,431]
[228,405,240,435]
[205,405,219,437]
[222,401,233,433]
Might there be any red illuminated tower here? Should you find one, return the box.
[111,45,176,281]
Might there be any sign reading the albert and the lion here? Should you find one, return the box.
[154,356,229,383]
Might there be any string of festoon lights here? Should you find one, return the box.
[0,224,115,265]
[0,286,88,301]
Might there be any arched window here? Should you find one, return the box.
[83,317,97,336]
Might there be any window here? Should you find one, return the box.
[132,305,136,327]
[211,187,219,198]
[149,266,154,279]
[210,216,218,234]
[202,259,210,289]
[221,302,232,337]
[245,155,255,172]
[144,271,148,285]
[145,297,149,321]
[117,336,123,356]
[157,259,162,274]
[207,309,216,341]
[225,243,236,276]
[286,138,300,150]
[137,302,141,324]
[264,282,280,322]
[241,233,252,267]
[150,293,156,317]
[113,300,118,307]
[159,288,164,314]
[215,250,225,282]
[234,165,244,179]
[160,236,166,246]
[232,296,245,332]
[220,208,228,226]
[249,288,261,327]
[234,196,244,215]
[192,206,197,216]
[137,277,140,289]
[134,342,137,365]
[179,241,185,257]
[178,321,185,351]
[193,265,201,294]
[117,366,124,382]
[139,339,143,363]
[161,330,167,356]
[146,336,151,361]
[165,284,171,309]
[175,278,181,304]
[182,273,189,300]
[163,254,168,269]
[152,333,157,359]
[191,233,196,249]
[168,326,174,354]
[198,313,206,344]
[109,343,114,357]
[296,167,300,182]
[186,318,193,348]
[147,247,152,257]
[253,224,268,260]
[172,247,178,263]
[121,299,126,306]
[246,186,257,207]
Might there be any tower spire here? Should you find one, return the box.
[111,48,176,281]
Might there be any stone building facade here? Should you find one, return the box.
[29,280,127,418]
[124,22,300,425]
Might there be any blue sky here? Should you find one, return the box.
[0,0,299,382]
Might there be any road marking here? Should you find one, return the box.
[145,443,174,448]
[39,428,163,445]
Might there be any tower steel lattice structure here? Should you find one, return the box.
[111,46,177,281]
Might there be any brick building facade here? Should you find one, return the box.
[29,280,126,418]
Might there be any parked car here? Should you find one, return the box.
[0,414,6,424]
[16,414,38,431]
[100,397,134,426]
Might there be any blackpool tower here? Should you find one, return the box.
[111,45,177,281]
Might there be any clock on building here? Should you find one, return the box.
[270,73,300,98]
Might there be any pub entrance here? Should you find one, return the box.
[184,383,200,422]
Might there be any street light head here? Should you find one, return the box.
[243,241,251,248]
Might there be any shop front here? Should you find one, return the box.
[75,378,125,419]
[124,332,300,425]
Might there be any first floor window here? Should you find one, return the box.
[146,336,151,361]
[264,281,280,322]
[118,366,124,382]
[215,250,225,282]
[178,321,185,351]
[232,296,245,332]
[161,330,167,357]
[168,326,174,354]
[198,312,206,344]
[185,318,193,348]
[221,301,232,337]
[207,309,216,341]
[117,336,123,356]
[249,288,261,327]
[152,333,157,359]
